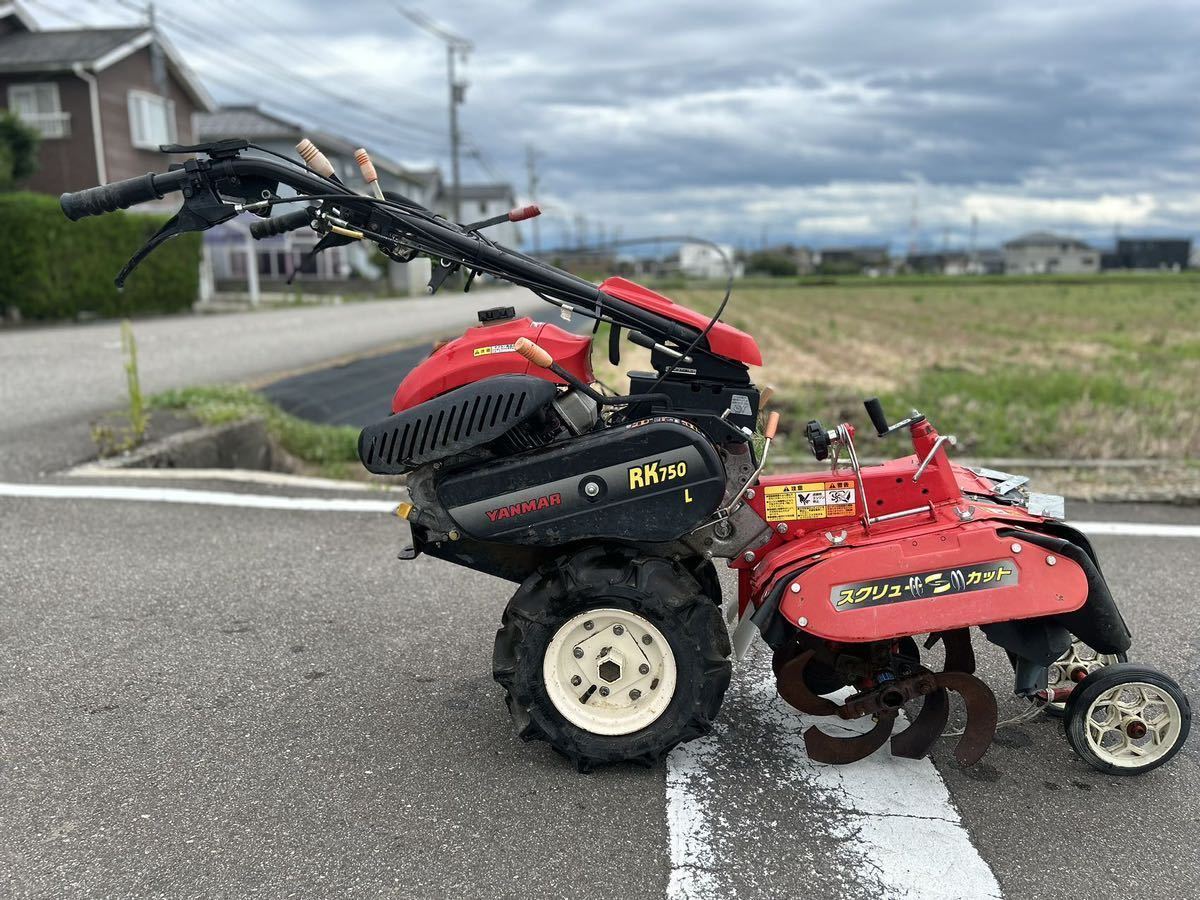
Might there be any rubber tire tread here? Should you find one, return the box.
[492,545,732,772]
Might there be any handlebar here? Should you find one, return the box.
[55,150,718,361]
[249,208,313,239]
[59,169,190,221]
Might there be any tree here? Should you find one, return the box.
[0,113,40,191]
[746,250,798,278]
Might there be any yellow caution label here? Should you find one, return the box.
[473,343,517,357]
[763,480,856,522]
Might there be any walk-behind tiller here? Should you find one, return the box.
[60,138,1191,775]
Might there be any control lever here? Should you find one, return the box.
[354,148,385,200]
[863,397,926,438]
[115,160,236,287]
[464,203,542,233]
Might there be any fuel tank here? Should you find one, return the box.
[392,317,592,413]
[436,417,725,545]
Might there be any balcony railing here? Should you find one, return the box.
[19,111,71,139]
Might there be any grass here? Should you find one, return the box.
[602,273,1200,460]
[149,385,361,476]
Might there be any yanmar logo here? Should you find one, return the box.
[485,492,562,522]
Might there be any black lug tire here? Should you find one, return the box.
[492,546,732,772]
[1063,663,1191,776]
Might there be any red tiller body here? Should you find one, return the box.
[391,318,593,413]
[733,419,1090,641]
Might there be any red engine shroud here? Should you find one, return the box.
[599,277,763,367]
[391,317,593,413]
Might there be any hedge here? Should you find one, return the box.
[0,191,201,319]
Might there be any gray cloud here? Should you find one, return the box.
[40,0,1200,250]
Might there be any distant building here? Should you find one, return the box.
[818,245,890,275]
[1003,232,1099,274]
[1102,238,1192,271]
[679,243,742,280]
[0,2,213,196]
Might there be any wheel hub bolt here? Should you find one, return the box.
[584,620,594,631]
[598,686,609,697]
[641,635,652,645]
[573,647,584,659]
[629,689,641,701]
[613,624,624,636]
[571,675,582,686]
[1126,720,1148,739]
[639,663,650,675]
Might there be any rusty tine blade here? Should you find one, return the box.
[804,711,897,765]
[890,688,949,759]
[777,649,841,717]
[937,628,977,674]
[935,671,998,767]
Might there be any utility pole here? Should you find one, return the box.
[147,3,167,96]
[525,144,541,255]
[393,6,472,222]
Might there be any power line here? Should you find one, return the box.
[112,0,448,147]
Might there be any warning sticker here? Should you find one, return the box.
[473,343,517,357]
[763,480,856,522]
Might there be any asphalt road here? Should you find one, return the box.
[1,485,1196,900]
[0,287,540,479]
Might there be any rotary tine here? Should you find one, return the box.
[933,671,998,766]
[889,687,950,759]
[804,711,898,765]
[777,649,840,717]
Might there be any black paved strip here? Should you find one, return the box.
[261,344,433,427]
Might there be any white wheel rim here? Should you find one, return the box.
[542,607,677,736]
[1047,640,1122,711]
[1083,681,1183,769]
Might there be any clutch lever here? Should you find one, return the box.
[115,167,237,287]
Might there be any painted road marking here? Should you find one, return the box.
[0,482,398,513]
[1,483,1198,538]
[66,463,405,494]
[667,654,1003,899]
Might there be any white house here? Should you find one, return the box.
[1003,232,1099,275]
[679,243,742,280]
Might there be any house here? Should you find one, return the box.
[0,1,213,197]
[195,105,435,294]
[1003,231,1098,275]
[1102,237,1192,271]
[679,242,742,280]
[817,245,891,275]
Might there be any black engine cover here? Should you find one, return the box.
[358,375,558,475]
[436,417,725,545]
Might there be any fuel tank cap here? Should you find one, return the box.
[477,306,516,324]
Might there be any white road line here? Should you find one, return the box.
[667,658,1003,900]
[1071,521,1200,538]
[2,482,1199,538]
[0,482,398,513]
[65,463,405,494]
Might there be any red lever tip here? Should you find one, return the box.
[507,203,542,222]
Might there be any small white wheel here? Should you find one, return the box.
[1042,639,1127,716]
[542,608,677,736]
[1064,663,1191,775]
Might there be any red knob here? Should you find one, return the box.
[507,203,542,222]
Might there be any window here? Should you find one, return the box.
[127,90,176,150]
[7,82,70,138]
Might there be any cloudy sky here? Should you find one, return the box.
[29,0,1200,251]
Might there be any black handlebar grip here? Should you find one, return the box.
[864,397,890,436]
[60,172,182,221]
[249,209,313,239]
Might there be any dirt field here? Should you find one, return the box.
[596,274,1200,463]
